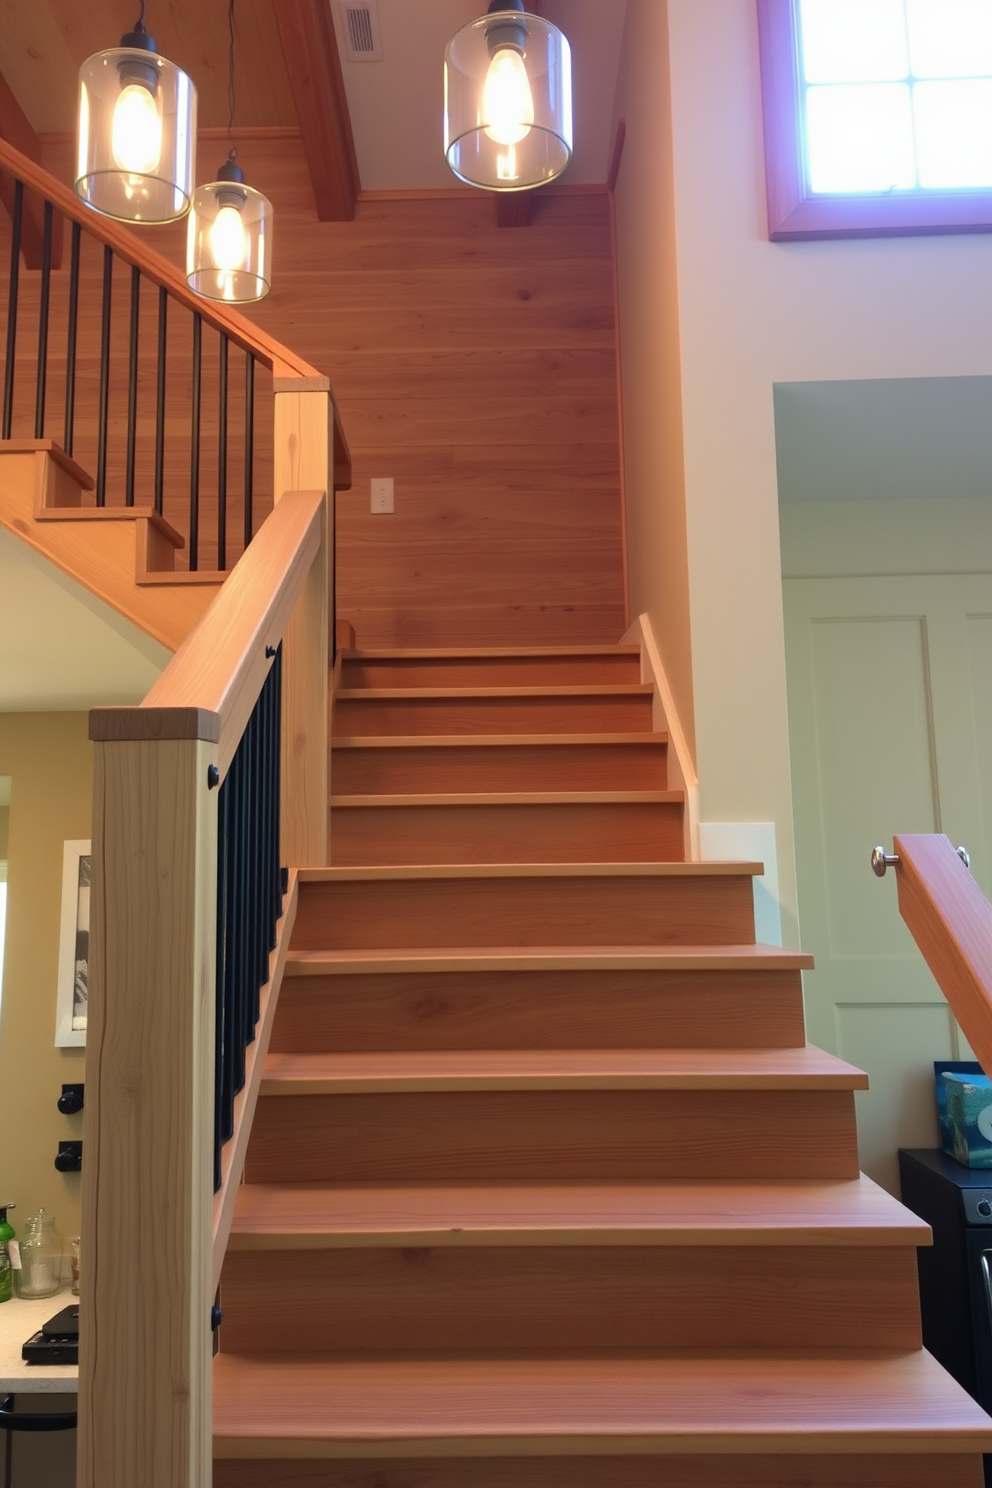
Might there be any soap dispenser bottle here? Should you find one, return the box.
[0,1203,15,1303]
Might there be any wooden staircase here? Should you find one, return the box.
[212,643,992,1486]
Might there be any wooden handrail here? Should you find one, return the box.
[890,833,992,1074]
[0,136,320,380]
[90,488,324,777]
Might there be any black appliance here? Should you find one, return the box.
[900,1147,992,1483]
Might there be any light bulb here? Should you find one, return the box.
[483,47,533,147]
[111,82,162,175]
[210,203,247,273]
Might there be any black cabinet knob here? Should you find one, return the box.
[54,1142,82,1173]
[57,1084,84,1115]
[978,1199,992,1217]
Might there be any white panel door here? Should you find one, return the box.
[783,575,992,1194]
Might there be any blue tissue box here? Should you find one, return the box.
[944,1070,992,1168]
[934,1060,985,1156]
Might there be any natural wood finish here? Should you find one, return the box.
[80,737,216,1488]
[259,1045,869,1095]
[328,796,685,866]
[333,690,655,737]
[292,866,758,951]
[340,648,642,688]
[892,834,992,1075]
[212,872,299,1293]
[495,193,534,229]
[93,490,323,777]
[213,1453,985,1488]
[271,960,809,1052]
[220,1244,921,1352]
[0,445,221,650]
[330,735,670,794]
[245,1088,860,1183]
[212,1349,992,1456]
[272,0,361,221]
[0,69,61,269]
[624,613,700,859]
[227,1175,929,1249]
[0,136,320,376]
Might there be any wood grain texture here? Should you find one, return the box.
[219,1243,921,1353]
[340,650,642,688]
[270,962,808,1052]
[330,737,670,794]
[211,1349,992,1455]
[893,834,992,1075]
[79,737,216,1488]
[332,691,655,737]
[273,0,361,221]
[212,1452,986,1488]
[212,872,299,1293]
[227,1176,929,1249]
[244,1088,860,1183]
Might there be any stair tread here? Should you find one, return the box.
[212,1348,992,1451]
[342,647,642,659]
[284,943,814,975]
[330,791,685,807]
[260,1044,867,1093]
[227,1175,928,1248]
[332,733,670,748]
[299,861,762,882]
[337,685,654,699]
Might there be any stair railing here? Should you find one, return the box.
[872,834,992,1073]
[0,137,350,572]
[81,484,331,1488]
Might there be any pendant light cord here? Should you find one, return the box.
[226,0,237,166]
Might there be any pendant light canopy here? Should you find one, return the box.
[76,7,196,224]
[187,0,272,304]
[187,158,272,304]
[444,1,572,191]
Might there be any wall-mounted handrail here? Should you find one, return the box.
[873,833,992,1075]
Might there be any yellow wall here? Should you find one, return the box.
[0,803,8,859]
[0,715,90,1247]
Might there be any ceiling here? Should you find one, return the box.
[0,528,169,711]
[0,0,627,188]
[774,377,992,504]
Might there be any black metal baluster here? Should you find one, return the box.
[64,222,81,457]
[274,643,283,919]
[125,267,140,507]
[214,775,230,1191]
[34,201,53,439]
[244,353,254,551]
[226,741,244,1127]
[96,246,113,506]
[3,180,23,440]
[154,289,167,516]
[189,312,202,569]
[218,334,228,570]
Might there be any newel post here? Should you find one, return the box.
[77,719,219,1488]
[273,376,332,868]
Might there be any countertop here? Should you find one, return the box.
[0,1290,78,1394]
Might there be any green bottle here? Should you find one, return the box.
[0,1204,15,1303]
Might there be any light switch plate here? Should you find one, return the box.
[371,477,394,514]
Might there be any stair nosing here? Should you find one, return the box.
[336,685,654,700]
[283,944,815,975]
[329,791,685,808]
[341,646,643,659]
[331,733,670,748]
[298,861,763,882]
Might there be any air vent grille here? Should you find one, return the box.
[338,1,382,61]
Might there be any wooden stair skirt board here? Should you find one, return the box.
[214,642,992,1483]
[0,439,221,649]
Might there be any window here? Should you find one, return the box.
[757,0,992,238]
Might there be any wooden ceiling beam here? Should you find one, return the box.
[0,70,62,269]
[273,0,361,222]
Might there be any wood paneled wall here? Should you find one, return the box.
[20,133,625,646]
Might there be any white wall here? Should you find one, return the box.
[613,0,992,945]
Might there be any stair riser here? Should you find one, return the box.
[271,969,808,1052]
[293,876,756,950]
[342,656,643,688]
[332,742,670,794]
[330,803,685,866]
[246,1090,860,1183]
[220,1245,921,1353]
[213,1456,985,1488]
[333,695,654,737]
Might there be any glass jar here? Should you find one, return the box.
[15,1210,63,1299]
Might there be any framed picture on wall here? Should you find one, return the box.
[55,840,91,1048]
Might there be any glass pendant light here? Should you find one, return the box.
[444,1,572,191]
[76,1,196,223]
[187,1,272,303]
